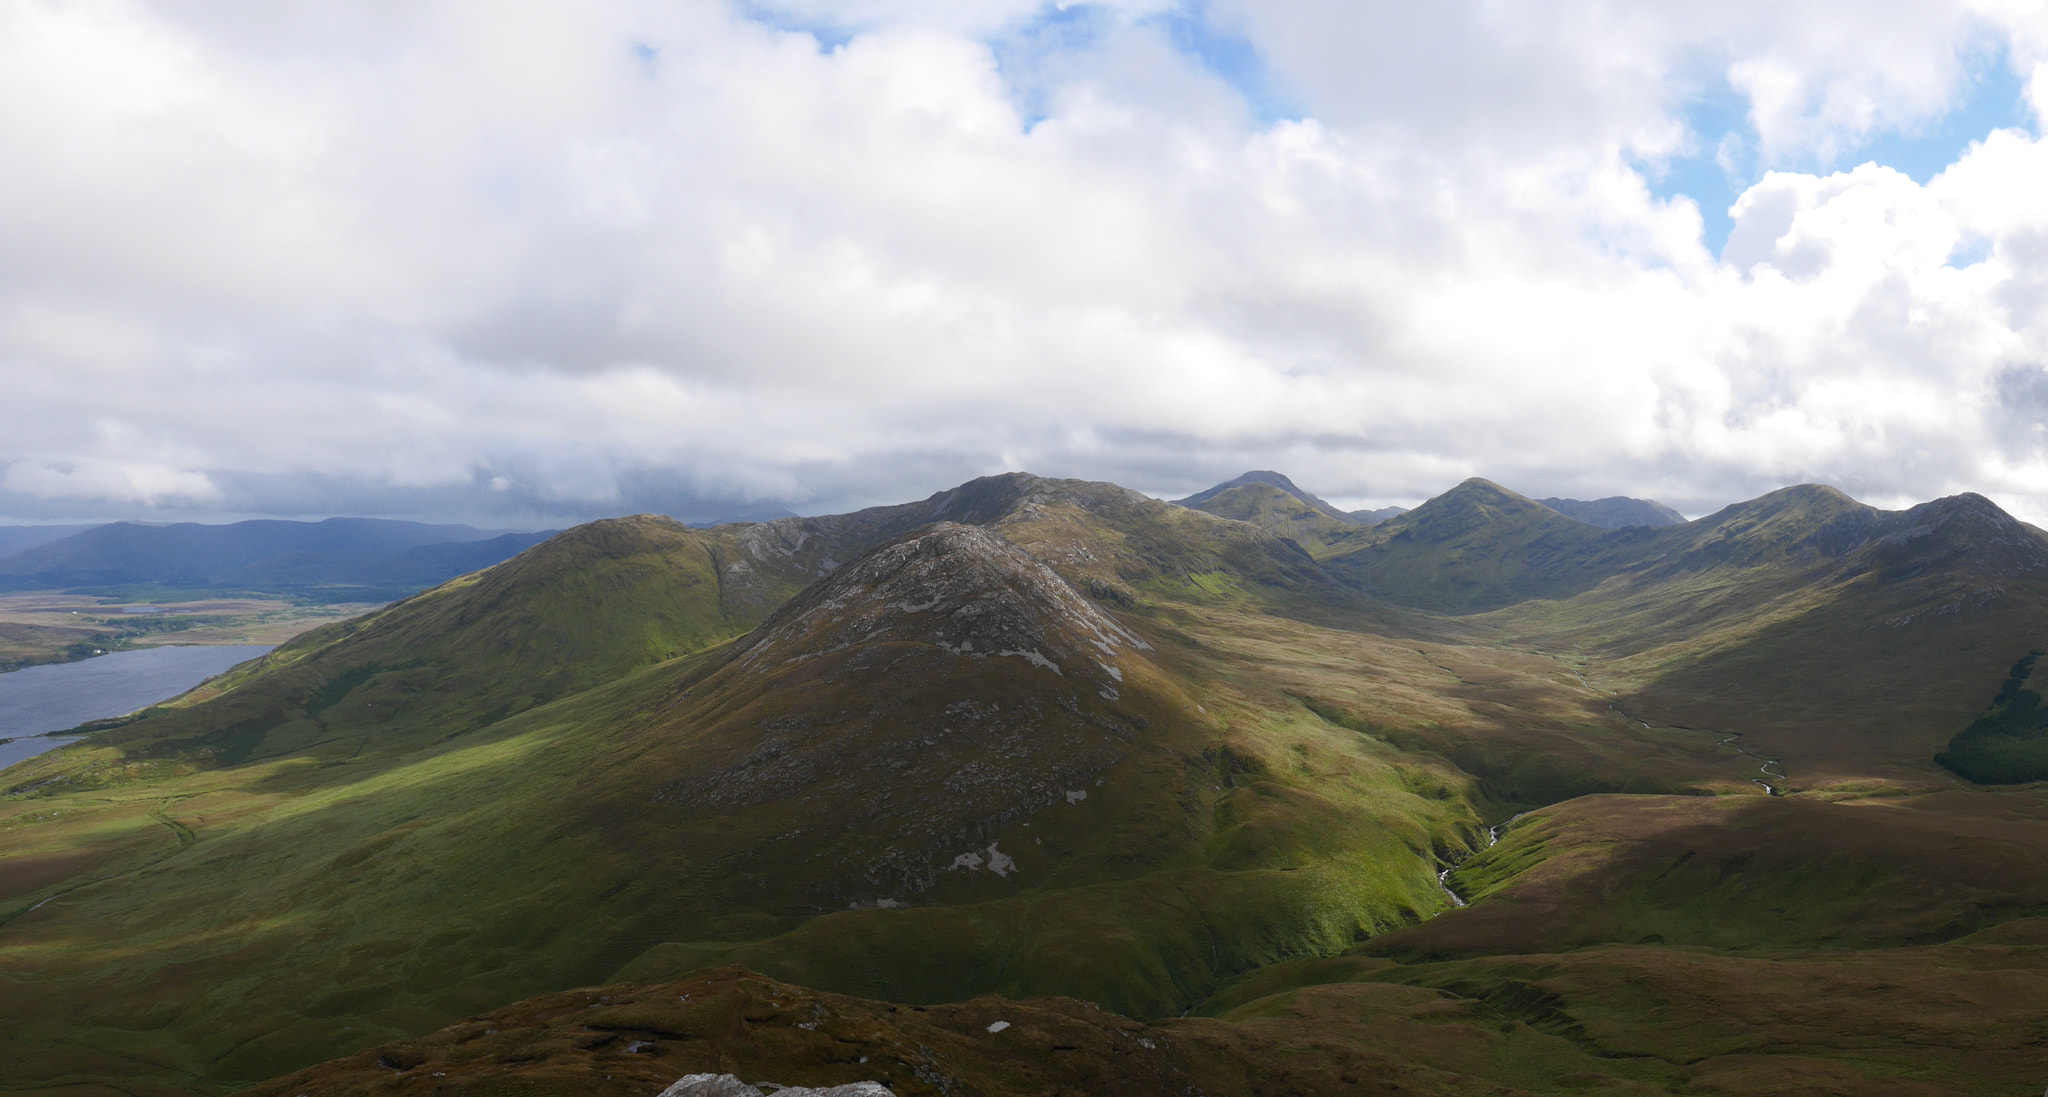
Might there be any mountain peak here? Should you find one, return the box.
[1406,477,1559,522]
[1173,470,1357,525]
[655,521,1182,900]
[1863,491,2048,577]
[729,522,1151,689]
[922,472,1049,525]
[1536,495,1688,529]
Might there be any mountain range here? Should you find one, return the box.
[4,470,2047,1096]
[0,518,558,602]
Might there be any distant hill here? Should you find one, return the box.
[1537,495,1687,528]
[1320,478,1604,609]
[1174,471,1356,523]
[0,524,97,560]
[0,518,556,601]
[1172,470,1409,554]
[1349,504,1408,524]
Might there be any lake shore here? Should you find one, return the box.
[0,593,374,672]
[0,645,277,748]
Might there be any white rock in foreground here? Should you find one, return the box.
[656,1075,893,1097]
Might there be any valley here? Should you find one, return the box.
[0,593,374,672]
[2,472,2044,1096]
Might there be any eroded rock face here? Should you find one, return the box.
[730,522,1151,697]
[657,1074,892,1097]
[651,523,1187,902]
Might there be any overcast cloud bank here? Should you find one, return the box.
[3,0,2047,525]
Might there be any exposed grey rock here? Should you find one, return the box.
[655,1077,893,1097]
[658,1075,763,1097]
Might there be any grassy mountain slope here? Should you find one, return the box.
[25,515,809,775]
[1173,481,1366,556]
[1310,478,2048,786]
[0,484,1503,1094]
[1489,490,2048,787]
[12,471,2048,1097]
[1173,470,1358,523]
[1319,479,1609,611]
[241,964,1670,1097]
[1174,789,2048,1095]
[1535,495,1687,528]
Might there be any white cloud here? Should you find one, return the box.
[2,459,221,505]
[0,0,2044,527]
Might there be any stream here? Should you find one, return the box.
[1560,664,1785,795]
[1431,654,1787,911]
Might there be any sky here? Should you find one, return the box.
[4,0,2048,527]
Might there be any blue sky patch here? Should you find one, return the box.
[734,1,856,52]
[1644,53,2033,258]
[1149,3,1303,125]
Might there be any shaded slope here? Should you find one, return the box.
[1535,496,1686,529]
[1388,791,2048,958]
[26,515,810,774]
[1183,787,2048,1096]
[0,513,1472,1093]
[19,470,2048,1097]
[630,522,1175,905]
[0,524,96,559]
[1320,479,1608,611]
[1304,479,2048,786]
[1520,491,2048,784]
[583,522,1457,1011]
[243,965,1549,1097]
[15,471,1356,789]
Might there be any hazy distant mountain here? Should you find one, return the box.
[1537,495,1687,528]
[1174,470,1355,521]
[1171,472,1367,555]
[1175,471,1409,540]
[0,524,96,560]
[1348,504,1408,524]
[0,517,556,600]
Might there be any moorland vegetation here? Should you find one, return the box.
[4,472,2047,1097]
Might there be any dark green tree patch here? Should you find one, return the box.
[1936,651,2048,784]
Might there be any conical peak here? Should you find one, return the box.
[1396,477,1560,530]
[1233,470,1307,494]
[1174,470,1341,516]
[1870,492,2048,575]
[923,473,1048,525]
[730,522,1150,684]
[1722,483,1864,519]
[1900,492,2020,529]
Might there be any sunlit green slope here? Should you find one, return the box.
[11,470,2048,1097]
[0,478,1487,1095]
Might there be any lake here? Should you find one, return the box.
[0,645,275,768]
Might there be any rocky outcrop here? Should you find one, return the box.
[658,1075,891,1097]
